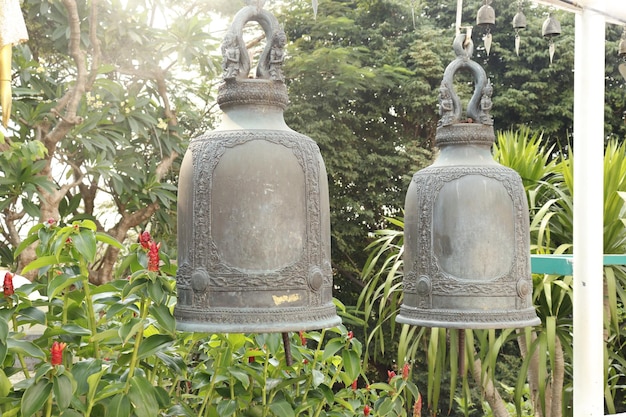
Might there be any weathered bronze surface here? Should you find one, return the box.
[542,14,562,38]
[175,3,340,333]
[476,0,495,27]
[396,34,540,329]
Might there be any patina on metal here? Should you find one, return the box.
[175,2,340,333]
[476,0,495,55]
[396,33,540,329]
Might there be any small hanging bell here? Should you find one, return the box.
[542,13,561,64]
[476,0,495,55]
[512,9,527,56]
[476,0,495,26]
[512,11,527,30]
[617,26,626,81]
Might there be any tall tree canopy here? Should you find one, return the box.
[1,0,219,281]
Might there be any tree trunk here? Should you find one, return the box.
[550,337,564,417]
[471,357,511,417]
[517,330,544,417]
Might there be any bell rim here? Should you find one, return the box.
[395,306,541,329]
[175,311,342,333]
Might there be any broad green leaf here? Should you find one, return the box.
[148,304,175,335]
[47,274,83,300]
[7,338,46,360]
[321,339,343,362]
[18,306,46,325]
[137,334,174,359]
[128,375,158,417]
[312,369,324,388]
[216,399,237,416]
[95,232,124,249]
[105,394,131,417]
[0,317,8,340]
[269,400,295,417]
[53,373,74,411]
[0,368,11,397]
[73,230,97,263]
[21,379,52,417]
[21,255,74,274]
[341,349,360,383]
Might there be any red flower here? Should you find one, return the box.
[347,330,353,340]
[51,341,67,366]
[148,241,161,272]
[139,231,152,249]
[351,379,357,390]
[387,370,396,383]
[402,362,410,380]
[46,218,56,226]
[3,272,14,297]
[364,405,371,416]
[299,330,306,345]
[413,393,422,417]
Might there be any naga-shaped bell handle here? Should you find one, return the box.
[220,4,287,82]
[437,33,494,127]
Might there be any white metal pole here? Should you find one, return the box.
[456,0,463,34]
[572,1,606,416]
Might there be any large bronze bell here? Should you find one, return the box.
[396,34,540,329]
[174,3,341,333]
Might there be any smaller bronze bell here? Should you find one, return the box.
[512,11,527,30]
[542,14,561,38]
[542,14,561,64]
[618,29,626,81]
[476,0,495,26]
[396,33,540,330]
[476,0,495,55]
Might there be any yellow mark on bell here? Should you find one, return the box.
[272,294,301,305]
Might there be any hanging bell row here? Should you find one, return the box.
[618,27,626,82]
[473,0,562,62]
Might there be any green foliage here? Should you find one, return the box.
[279,0,438,295]
[357,128,626,416]
[1,0,221,279]
[1,220,421,416]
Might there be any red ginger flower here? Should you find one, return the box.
[363,404,371,416]
[351,379,357,390]
[402,362,410,380]
[148,241,161,272]
[51,341,66,366]
[347,330,353,340]
[139,231,152,249]
[3,272,14,297]
[413,393,422,417]
[299,330,306,345]
[387,370,396,383]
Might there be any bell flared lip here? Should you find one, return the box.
[174,304,342,334]
[395,307,541,330]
